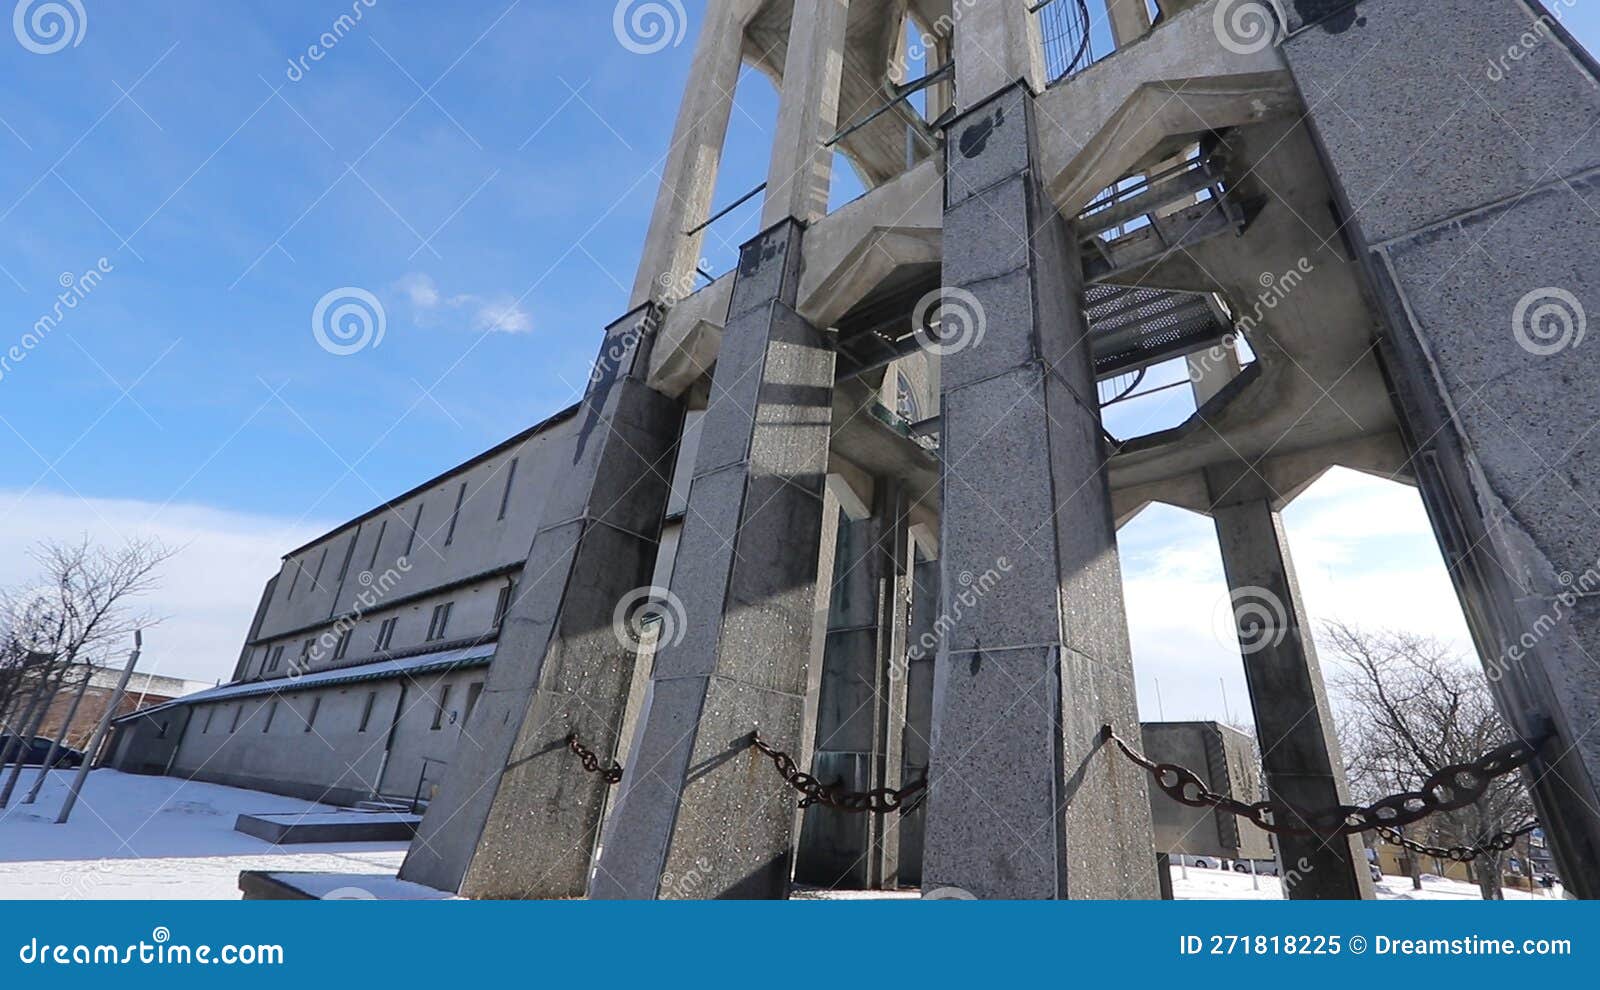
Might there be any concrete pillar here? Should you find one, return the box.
[795,480,911,888]
[630,0,750,306]
[923,84,1157,900]
[762,0,850,226]
[1281,0,1600,897]
[591,219,838,899]
[398,306,682,898]
[952,0,1044,111]
[1106,0,1153,47]
[1209,487,1373,899]
[896,556,939,887]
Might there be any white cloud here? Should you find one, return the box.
[395,273,533,334]
[0,489,331,686]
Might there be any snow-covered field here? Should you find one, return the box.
[0,768,406,900]
[1169,862,1566,901]
[0,769,1571,901]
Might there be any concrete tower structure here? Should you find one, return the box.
[117,0,1600,900]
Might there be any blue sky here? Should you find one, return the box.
[0,1,1594,705]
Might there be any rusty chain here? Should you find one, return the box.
[1102,725,1550,839]
[751,734,927,814]
[566,733,624,784]
[1377,821,1539,864]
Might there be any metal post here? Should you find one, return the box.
[56,631,141,825]
[0,669,62,808]
[23,665,93,804]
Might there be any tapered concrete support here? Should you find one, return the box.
[763,0,850,226]
[591,220,838,899]
[1282,0,1600,896]
[897,557,939,887]
[1106,0,1153,47]
[922,86,1157,900]
[951,0,1044,110]
[795,480,911,888]
[630,0,751,306]
[1210,490,1373,900]
[399,307,682,897]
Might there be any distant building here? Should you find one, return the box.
[36,666,209,755]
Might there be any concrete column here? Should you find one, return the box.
[1106,0,1153,47]
[795,480,911,888]
[896,556,939,887]
[923,85,1157,900]
[398,307,682,898]
[591,219,838,899]
[630,0,750,306]
[1209,488,1373,900]
[1282,0,1600,897]
[762,0,850,226]
[952,0,1044,110]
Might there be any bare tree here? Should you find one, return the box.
[1323,621,1535,900]
[0,537,174,791]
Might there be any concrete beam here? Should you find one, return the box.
[1209,488,1373,900]
[591,220,838,899]
[922,85,1157,899]
[763,0,850,225]
[399,307,682,897]
[952,0,1044,109]
[630,0,750,307]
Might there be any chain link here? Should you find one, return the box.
[1377,821,1538,864]
[566,733,624,785]
[1102,725,1549,839]
[750,734,927,814]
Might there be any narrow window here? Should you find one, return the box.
[462,681,484,726]
[286,559,303,600]
[444,482,467,546]
[358,691,378,733]
[157,720,170,740]
[404,502,424,559]
[300,638,315,671]
[230,705,242,733]
[431,685,453,730]
[334,629,352,660]
[367,519,388,572]
[310,546,330,591]
[263,700,278,733]
[494,584,514,628]
[266,645,284,673]
[374,617,397,652]
[304,697,321,732]
[335,532,358,584]
[203,708,215,734]
[427,602,453,641]
[497,458,519,520]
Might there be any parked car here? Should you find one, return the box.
[0,735,84,768]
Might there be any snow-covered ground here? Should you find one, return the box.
[1169,862,1566,901]
[0,768,406,900]
[0,769,1571,901]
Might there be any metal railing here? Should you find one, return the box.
[1033,0,1098,83]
